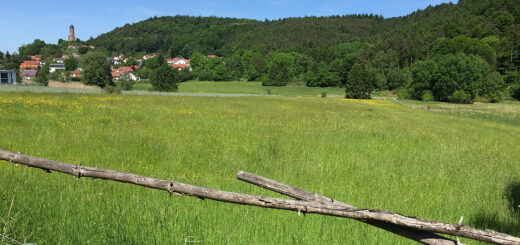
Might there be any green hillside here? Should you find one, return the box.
[88,0,519,71]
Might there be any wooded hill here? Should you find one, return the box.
[88,0,519,71]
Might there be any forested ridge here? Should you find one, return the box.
[88,0,519,70]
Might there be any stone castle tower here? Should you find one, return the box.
[68,25,76,41]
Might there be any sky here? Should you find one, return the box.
[1,0,453,53]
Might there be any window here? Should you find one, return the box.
[0,72,8,84]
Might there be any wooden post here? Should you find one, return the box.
[1,150,519,245]
[237,170,457,245]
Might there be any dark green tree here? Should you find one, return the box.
[189,51,206,70]
[345,63,371,99]
[81,52,113,88]
[150,64,179,91]
[262,53,297,86]
[246,64,260,81]
[64,57,78,71]
[78,47,89,54]
[36,64,50,86]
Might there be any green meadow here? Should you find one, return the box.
[0,91,519,244]
[138,81,347,97]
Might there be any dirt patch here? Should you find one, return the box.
[48,81,100,89]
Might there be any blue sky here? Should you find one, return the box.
[1,0,453,53]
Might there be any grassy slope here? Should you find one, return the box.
[0,92,519,244]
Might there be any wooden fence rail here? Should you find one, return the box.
[1,150,519,245]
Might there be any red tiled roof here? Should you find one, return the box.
[20,61,40,70]
[23,61,40,65]
[118,67,133,73]
[172,64,186,69]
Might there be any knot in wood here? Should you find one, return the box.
[167,181,175,195]
[72,166,84,178]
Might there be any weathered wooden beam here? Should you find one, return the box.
[237,170,457,245]
[1,150,519,245]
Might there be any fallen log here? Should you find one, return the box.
[237,170,457,245]
[1,150,519,245]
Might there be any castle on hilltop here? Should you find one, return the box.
[69,25,76,41]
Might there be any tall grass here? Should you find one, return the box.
[0,92,519,244]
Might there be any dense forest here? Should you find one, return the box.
[3,0,520,102]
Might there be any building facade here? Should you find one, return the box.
[0,70,17,84]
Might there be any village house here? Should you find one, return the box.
[20,61,40,70]
[22,70,37,79]
[111,57,122,65]
[111,66,140,80]
[120,71,140,81]
[70,70,82,78]
[143,54,155,60]
[53,57,65,64]
[168,57,191,71]
[172,64,186,71]
[49,64,66,73]
[0,70,17,84]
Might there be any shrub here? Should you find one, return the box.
[450,90,473,104]
[304,71,318,87]
[118,79,135,91]
[104,85,122,94]
[422,90,434,102]
[150,65,179,92]
[321,92,327,98]
[178,69,193,82]
[70,77,81,82]
[397,88,412,100]
[197,68,215,81]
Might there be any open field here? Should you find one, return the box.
[398,100,520,127]
[0,92,519,244]
[2,81,346,97]
[137,81,347,97]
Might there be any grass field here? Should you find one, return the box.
[136,81,347,97]
[0,92,519,244]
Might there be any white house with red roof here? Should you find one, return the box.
[143,54,155,60]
